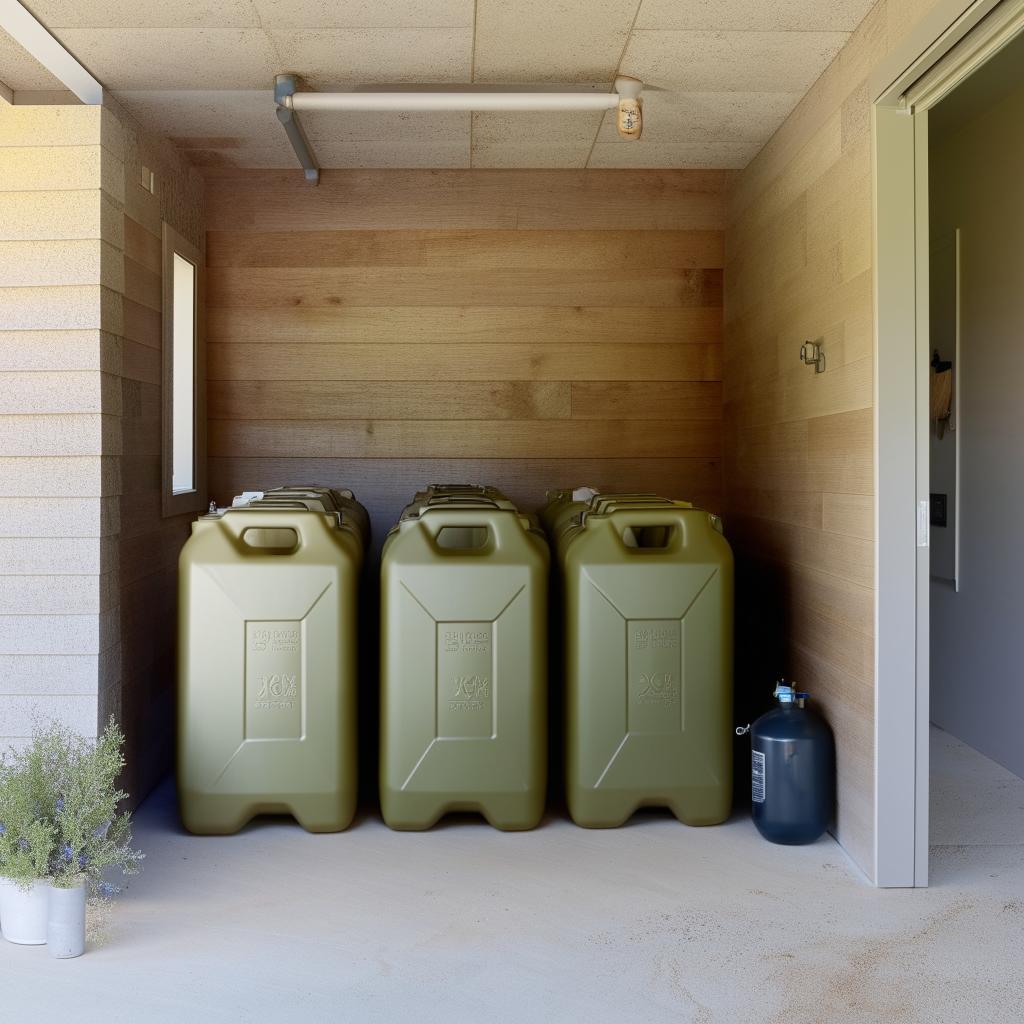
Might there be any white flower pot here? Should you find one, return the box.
[0,877,49,944]
[47,879,87,958]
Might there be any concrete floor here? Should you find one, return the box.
[2,726,1023,1022]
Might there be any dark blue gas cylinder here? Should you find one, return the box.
[750,682,835,845]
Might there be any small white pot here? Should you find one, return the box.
[47,879,87,958]
[0,877,49,944]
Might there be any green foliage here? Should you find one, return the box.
[0,755,56,887]
[0,717,143,895]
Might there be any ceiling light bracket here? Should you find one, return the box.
[272,74,645,182]
[274,74,320,185]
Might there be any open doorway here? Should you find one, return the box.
[927,28,1024,852]
[874,0,1024,886]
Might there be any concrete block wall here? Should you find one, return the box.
[0,104,118,752]
[0,101,204,802]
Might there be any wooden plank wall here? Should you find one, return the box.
[722,0,956,880]
[204,169,729,546]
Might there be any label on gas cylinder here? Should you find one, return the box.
[751,749,766,804]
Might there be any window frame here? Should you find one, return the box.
[161,222,207,518]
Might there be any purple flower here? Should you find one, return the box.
[78,852,89,869]
[0,822,6,836]
[98,882,117,898]
[61,843,74,862]
[17,838,29,851]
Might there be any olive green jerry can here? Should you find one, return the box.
[545,492,734,828]
[380,493,549,830]
[178,501,364,834]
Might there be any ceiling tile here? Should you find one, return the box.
[473,0,638,83]
[473,110,603,147]
[589,139,760,168]
[304,110,469,144]
[267,28,473,87]
[636,0,876,33]
[184,140,297,169]
[51,29,279,89]
[0,27,65,90]
[472,141,593,168]
[472,110,602,167]
[308,138,471,168]
[621,29,848,93]
[20,1,258,28]
[115,93,473,169]
[596,89,801,143]
[251,1,475,29]
[114,90,278,137]
[305,110,470,166]
[3,3,862,172]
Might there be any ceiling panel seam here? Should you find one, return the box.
[585,0,644,169]
[469,0,478,167]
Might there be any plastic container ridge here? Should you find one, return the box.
[178,491,366,834]
[542,489,734,828]
[380,486,549,830]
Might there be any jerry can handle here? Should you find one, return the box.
[418,507,523,554]
[216,508,332,552]
[585,507,686,552]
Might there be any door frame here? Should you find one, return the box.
[872,0,1024,886]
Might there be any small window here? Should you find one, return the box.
[162,224,206,517]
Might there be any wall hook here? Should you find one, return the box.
[800,340,825,374]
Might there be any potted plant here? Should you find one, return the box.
[43,717,144,957]
[0,757,55,944]
[0,717,143,957]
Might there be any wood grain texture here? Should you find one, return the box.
[204,169,732,232]
[208,306,722,347]
[206,168,726,552]
[207,266,722,309]
[210,419,721,460]
[209,380,572,421]
[208,342,722,383]
[571,381,721,420]
[715,0,941,881]
[207,229,724,269]
[822,491,873,540]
